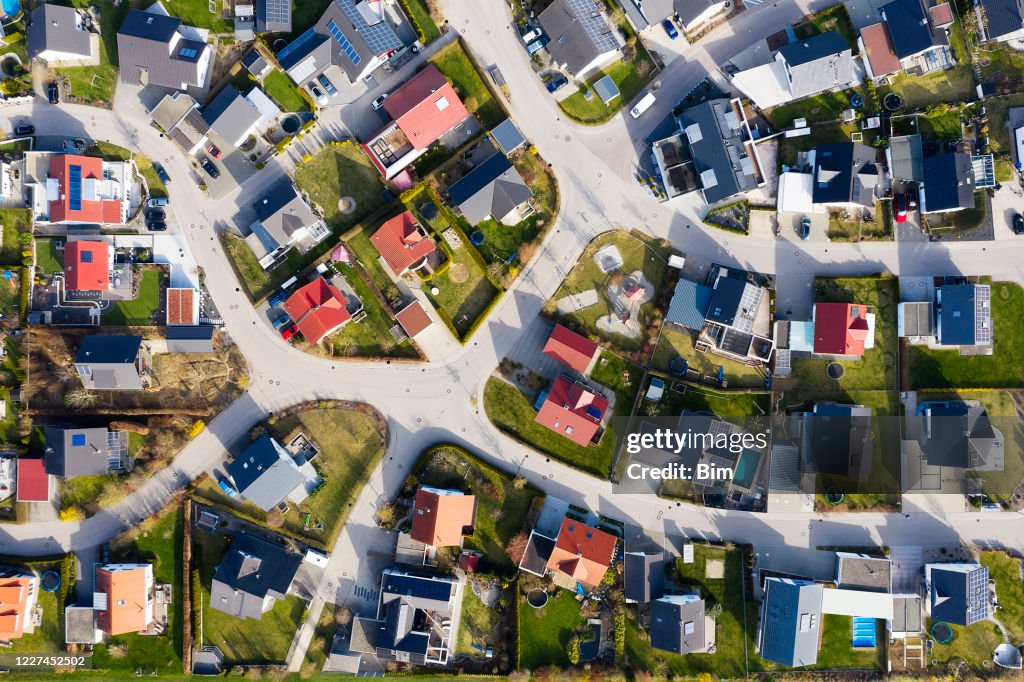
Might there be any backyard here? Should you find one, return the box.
[650,383,771,420]
[517,586,586,669]
[589,350,642,418]
[558,49,657,124]
[424,238,500,340]
[263,69,310,113]
[103,267,164,326]
[221,233,304,302]
[56,0,127,104]
[767,88,863,129]
[456,585,500,655]
[827,202,892,242]
[429,40,504,128]
[8,565,63,654]
[34,238,63,276]
[878,27,974,111]
[327,265,420,359]
[0,208,30,267]
[400,0,441,43]
[294,145,387,234]
[91,141,168,201]
[652,326,768,389]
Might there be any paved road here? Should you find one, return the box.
[1,0,1024,669]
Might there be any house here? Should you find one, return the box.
[202,85,280,147]
[410,487,476,548]
[44,426,128,478]
[116,9,213,90]
[210,532,302,620]
[27,4,100,66]
[859,21,902,79]
[166,326,216,353]
[652,98,764,203]
[0,568,39,641]
[977,0,1024,43]
[890,595,924,638]
[936,283,991,348]
[924,563,989,626]
[395,300,433,338]
[75,335,144,391]
[361,65,473,179]
[167,288,200,326]
[811,143,879,210]
[650,594,714,655]
[149,92,210,154]
[245,181,328,269]
[447,153,534,226]
[921,401,1000,468]
[15,459,50,502]
[544,518,617,588]
[731,31,858,110]
[887,134,924,183]
[283,277,352,345]
[242,50,271,78]
[29,154,131,225]
[542,324,599,374]
[812,302,874,356]
[835,552,891,593]
[534,375,609,447]
[879,0,954,76]
[227,434,318,511]
[369,210,438,277]
[491,119,527,155]
[349,569,462,666]
[256,0,291,33]
[803,403,874,480]
[758,577,823,668]
[95,564,155,636]
[618,0,729,33]
[65,240,110,293]
[920,153,974,214]
[538,0,624,78]
[277,0,404,86]
[624,551,664,603]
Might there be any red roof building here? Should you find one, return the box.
[0,572,35,641]
[282,277,352,345]
[382,65,471,150]
[15,459,49,502]
[813,302,871,356]
[396,300,433,338]
[860,23,901,79]
[370,211,437,276]
[543,324,598,373]
[410,487,476,547]
[535,376,608,447]
[47,154,124,225]
[545,518,616,587]
[166,288,198,325]
[95,564,153,636]
[64,240,109,292]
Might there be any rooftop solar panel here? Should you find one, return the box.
[975,285,992,344]
[71,433,86,446]
[565,0,620,54]
[264,0,289,24]
[337,0,401,56]
[383,573,454,603]
[68,164,82,212]
[327,19,362,64]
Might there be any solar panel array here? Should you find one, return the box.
[327,19,361,65]
[263,0,289,26]
[975,285,992,344]
[565,0,619,53]
[179,47,198,59]
[971,154,995,188]
[68,165,82,212]
[337,0,401,56]
[966,567,988,624]
[276,27,316,61]
[383,573,454,603]
[734,283,762,333]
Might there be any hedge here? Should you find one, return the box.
[18,265,30,325]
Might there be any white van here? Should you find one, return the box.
[630,92,657,119]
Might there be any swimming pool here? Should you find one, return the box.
[852,617,877,648]
[733,449,761,488]
[0,0,19,20]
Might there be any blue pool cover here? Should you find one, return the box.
[852,617,876,648]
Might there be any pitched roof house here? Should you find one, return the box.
[804,403,874,480]
[542,324,599,374]
[34,155,129,225]
[148,91,210,154]
[0,569,39,641]
[65,240,110,292]
[920,153,975,214]
[887,134,924,183]
[650,594,712,655]
[283,277,352,345]
[534,375,609,447]
[925,563,989,626]
[116,9,212,90]
[873,0,954,76]
[246,181,325,269]
[210,532,302,620]
[617,0,729,33]
[202,85,280,147]
[27,4,99,66]
[166,326,216,353]
[624,551,664,604]
[447,153,534,226]
[921,401,999,468]
[369,211,437,276]
[75,335,144,391]
[977,0,1024,43]
[44,426,127,478]
[15,459,49,502]
[255,0,291,33]
[758,577,823,668]
[227,434,314,511]
[410,487,477,548]
[538,0,624,78]
[811,143,879,208]
[859,22,902,79]
[812,302,873,356]
[95,564,155,636]
[545,518,617,587]
[395,300,433,338]
[936,283,991,347]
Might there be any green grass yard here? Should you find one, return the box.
[424,241,500,340]
[91,141,168,200]
[328,265,419,359]
[558,52,657,124]
[653,384,771,420]
[472,151,558,263]
[456,586,499,655]
[346,228,397,295]
[294,145,385,233]
[103,268,164,326]
[400,0,441,43]
[767,88,863,128]
[161,0,232,32]
[652,326,768,389]
[55,0,128,104]
[517,588,585,669]
[0,208,31,266]
[263,69,311,112]
[429,41,503,128]
[589,351,642,417]
[812,614,884,670]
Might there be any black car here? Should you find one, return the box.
[148,222,167,231]
[47,82,59,104]
[147,209,166,222]
[13,123,33,136]
[154,163,170,184]
[1014,212,1024,235]
[200,158,220,179]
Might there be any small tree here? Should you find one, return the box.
[64,389,98,409]
[512,475,527,490]
[505,531,529,565]
[566,635,580,665]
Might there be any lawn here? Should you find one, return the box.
[400,0,441,43]
[917,109,963,140]
[161,0,233,32]
[429,40,504,127]
[91,141,168,201]
[456,585,499,655]
[329,265,420,359]
[8,572,62,654]
[985,92,1024,154]
[879,59,974,111]
[34,238,63,276]
[559,52,657,125]
[982,551,1024,644]
[777,123,851,167]
[424,237,500,340]
[294,145,386,233]
[827,201,892,242]
[589,350,642,417]
[518,588,586,669]
[220,233,303,302]
[907,281,1024,388]
[346,228,396,295]
[812,614,884,670]
[103,268,164,326]
[56,0,128,104]
[793,4,858,50]
[485,377,615,478]
[626,544,747,678]
[652,383,771,420]
[927,617,1004,671]
[767,88,863,128]
[789,277,898,391]
[652,326,768,389]
[263,69,310,112]
[551,230,674,352]
[0,208,31,266]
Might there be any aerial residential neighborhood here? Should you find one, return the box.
[0,0,1022,678]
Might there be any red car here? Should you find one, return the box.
[207,144,222,159]
[894,194,908,223]
[280,324,299,341]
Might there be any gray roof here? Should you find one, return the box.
[538,0,621,76]
[447,153,533,225]
[979,0,1024,39]
[888,134,924,183]
[64,607,97,644]
[242,51,270,76]
[624,552,664,603]
[75,335,143,391]
[27,4,93,60]
[44,426,112,478]
[166,325,215,353]
[256,0,292,33]
[779,31,857,99]
[891,595,923,634]
[116,9,210,89]
[812,142,878,207]
[227,434,307,511]
[923,401,997,468]
[806,403,873,479]
[202,85,262,142]
[519,530,556,576]
[650,595,706,655]
[836,552,891,592]
[491,119,527,155]
[927,563,989,626]
[678,98,758,204]
[921,153,975,213]
[666,278,713,331]
[251,181,319,250]
[210,532,301,620]
[758,578,822,668]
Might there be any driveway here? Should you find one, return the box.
[774,273,815,320]
[991,182,1024,239]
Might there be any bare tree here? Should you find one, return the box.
[64,389,98,409]
[505,531,530,565]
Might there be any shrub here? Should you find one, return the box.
[566,635,580,665]
[613,613,625,661]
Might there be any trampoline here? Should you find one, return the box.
[852,617,876,648]
[470,230,485,246]
[40,570,60,592]
[825,489,845,505]
[931,621,954,644]
[669,357,689,377]
[850,93,864,108]
[884,92,903,112]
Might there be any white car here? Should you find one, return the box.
[371,93,389,110]
[630,92,657,119]
[522,28,542,43]
[309,84,328,106]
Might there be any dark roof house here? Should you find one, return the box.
[447,153,534,226]
[922,401,998,468]
[920,153,975,214]
[166,326,216,353]
[758,578,823,668]
[624,552,664,604]
[811,143,879,207]
[978,0,1024,41]
[650,594,711,655]
[27,4,99,65]
[227,434,311,511]
[925,563,989,626]
[256,0,291,33]
[246,181,323,268]
[676,98,761,205]
[210,532,302,620]
[805,403,873,481]
[117,9,212,90]
[936,283,991,347]
[538,0,624,78]
[75,335,143,391]
[880,0,935,59]
[43,426,126,478]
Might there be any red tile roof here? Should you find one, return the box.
[929,3,953,26]
[64,240,109,292]
[15,459,48,502]
[96,565,150,635]
[534,376,608,447]
[546,518,616,586]
[282,277,351,345]
[410,487,476,547]
[860,23,901,77]
[396,300,432,337]
[543,324,598,373]
[370,211,437,276]
[166,288,197,325]
[0,575,32,640]
[48,154,122,225]
[814,302,870,356]
[382,65,471,150]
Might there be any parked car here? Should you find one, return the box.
[13,123,33,136]
[1014,212,1024,235]
[207,143,222,159]
[154,162,170,184]
[272,314,291,329]
[545,74,568,93]
[895,194,908,223]
[200,157,220,179]
[218,478,238,497]
[147,221,167,231]
[371,93,389,110]
[146,209,166,222]
[317,73,337,96]
[522,28,543,43]
[799,217,812,240]
[630,92,657,118]
[47,82,59,104]
[309,84,328,106]
[268,290,289,307]
[148,197,169,208]
[662,18,679,39]
[281,323,299,341]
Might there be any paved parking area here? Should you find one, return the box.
[774,273,814,320]
[991,182,1024,240]
[777,210,827,243]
